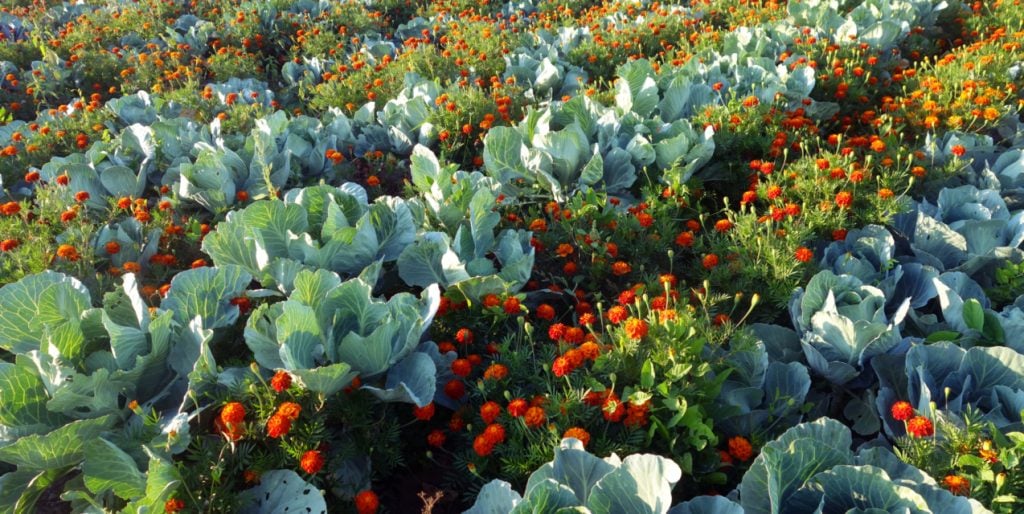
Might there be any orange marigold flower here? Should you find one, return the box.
[56,244,80,261]
[105,241,121,254]
[473,434,495,456]
[451,358,472,377]
[367,175,381,187]
[890,401,914,421]
[556,243,574,257]
[714,219,733,232]
[413,402,435,421]
[552,355,573,377]
[0,201,19,216]
[266,413,292,438]
[675,230,695,247]
[951,145,966,157]
[427,429,446,447]
[480,401,502,424]
[795,246,813,263]
[702,254,719,270]
[270,370,292,393]
[878,188,894,199]
[835,191,853,209]
[508,398,528,417]
[483,294,501,308]
[579,341,600,360]
[164,498,185,513]
[0,239,18,252]
[563,427,591,447]
[483,423,506,444]
[943,474,970,496]
[602,394,626,422]
[455,328,474,345]
[728,436,754,462]
[355,490,380,514]
[564,326,585,344]
[300,450,325,474]
[536,303,556,320]
[606,305,628,324]
[524,406,546,428]
[611,261,632,276]
[906,415,934,438]
[503,296,521,315]
[623,317,649,340]
[276,401,302,421]
[220,402,246,424]
[624,401,650,428]
[444,379,465,400]
[483,363,508,381]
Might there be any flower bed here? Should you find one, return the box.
[1,0,1023,512]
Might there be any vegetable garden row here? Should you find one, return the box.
[1,0,1024,512]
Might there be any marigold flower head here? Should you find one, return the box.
[552,355,573,377]
[611,261,632,276]
[906,415,934,438]
[413,402,435,421]
[579,341,600,360]
[480,401,502,424]
[508,398,528,417]
[602,394,626,422]
[444,379,465,400]
[503,296,521,315]
[300,450,324,474]
[427,429,446,447]
[623,317,649,340]
[455,328,474,345]
[795,246,814,263]
[890,401,914,421]
[0,239,19,252]
[556,243,574,257]
[56,244,80,261]
[536,303,556,320]
[355,490,380,514]
[943,474,970,496]
[835,191,853,209]
[473,434,495,456]
[607,305,628,324]
[164,498,185,513]
[728,436,754,462]
[276,402,302,421]
[483,423,506,445]
[563,427,591,447]
[483,294,501,308]
[220,402,246,424]
[702,254,719,270]
[270,370,292,393]
[483,363,508,381]
[524,406,546,428]
[451,358,472,377]
[266,414,291,438]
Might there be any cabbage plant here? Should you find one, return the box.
[244,268,441,405]
[465,438,684,514]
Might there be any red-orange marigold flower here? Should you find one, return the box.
[413,402,435,421]
[276,402,302,421]
[271,370,292,393]
[943,474,970,496]
[728,436,754,462]
[552,355,573,377]
[906,416,934,438]
[702,254,719,270]
[835,191,853,209]
[451,358,472,377]
[524,406,546,428]
[563,427,591,447]
[355,490,379,514]
[483,363,508,381]
[890,401,914,421]
[483,294,501,308]
[480,401,502,424]
[220,402,246,424]
[427,429,446,447]
[623,317,649,340]
[164,498,185,513]
[300,450,324,474]
[606,305,628,324]
[444,379,465,400]
[266,414,291,438]
[503,296,521,315]
[536,303,556,320]
[0,239,18,252]
[508,398,528,417]
[795,246,813,263]
[455,328,474,345]
[473,434,495,456]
